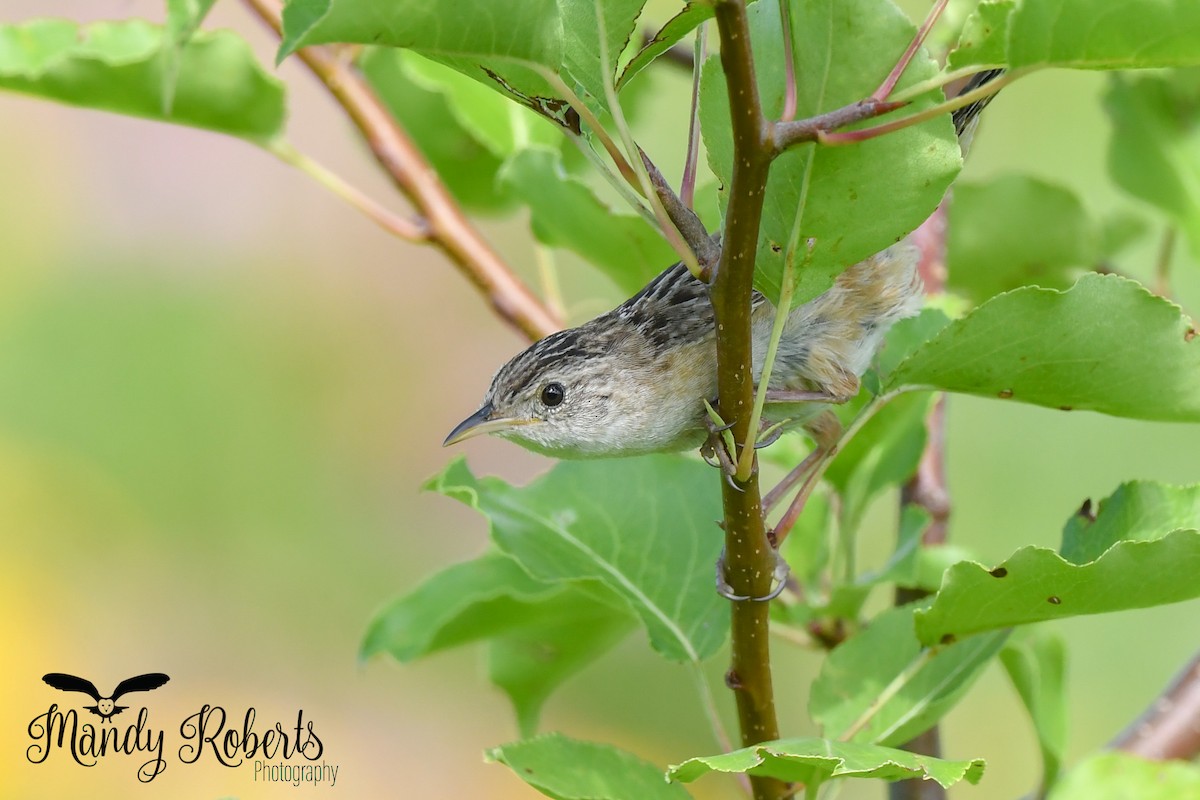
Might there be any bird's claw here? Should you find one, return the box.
[715,547,791,602]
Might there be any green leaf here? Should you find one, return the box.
[497,149,676,294]
[162,0,218,112]
[488,591,634,736]
[617,2,712,90]
[947,176,1097,303]
[1008,0,1200,71]
[1099,209,1151,258]
[889,274,1200,422]
[810,604,1007,746]
[915,529,1200,645]
[279,0,570,126]
[280,0,649,123]
[427,456,728,662]
[946,0,1013,71]
[668,738,985,789]
[362,551,560,661]
[559,0,648,108]
[488,734,693,800]
[1105,70,1200,256]
[1047,752,1200,800]
[362,552,634,736]
[359,48,515,212]
[1000,629,1067,794]
[0,19,285,142]
[825,392,933,537]
[700,0,959,306]
[1061,481,1200,565]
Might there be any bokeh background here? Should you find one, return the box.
[2,2,1199,798]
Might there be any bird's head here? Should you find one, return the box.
[97,698,114,715]
[444,323,694,458]
[444,326,636,458]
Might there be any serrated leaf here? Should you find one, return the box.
[700,0,959,306]
[668,738,984,789]
[1047,752,1200,800]
[811,604,1007,746]
[915,530,1200,645]
[359,48,515,212]
[498,148,676,294]
[0,19,285,142]
[947,175,1097,303]
[427,456,728,662]
[1105,70,1200,257]
[1008,0,1200,71]
[1000,629,1067,794]
[890,274,1200,422]
[1061,481,1200,565]
[162,0,217,112]
[617,2,712,90]
[946,0,1013,71]
[488,734,693,800]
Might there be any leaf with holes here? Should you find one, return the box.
[889,274,1200,422]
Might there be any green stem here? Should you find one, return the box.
[689,663,736,755]
[710,4,786,800]
[888,64,1002,104]
[839,647,938,741]
[592,0,702,279]
[268,140,429,242]
[818,69,1023,145]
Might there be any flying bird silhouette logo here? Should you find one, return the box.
[42,673,170,722]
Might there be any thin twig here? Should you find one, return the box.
[242,0,562,342]
[872,0,950,102]
[778,0,797,122]
[268,141,430,242]
[816,69,1020,146]
[1111,648,1200,759]
[682,23,707,209]
[1155,226,1177,298]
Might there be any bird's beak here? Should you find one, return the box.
[443,403,534,446]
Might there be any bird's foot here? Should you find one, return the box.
[715,546,791,602]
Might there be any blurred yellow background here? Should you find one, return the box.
[2,2,1199,799]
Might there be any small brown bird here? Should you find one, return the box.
[446,71,1002,459]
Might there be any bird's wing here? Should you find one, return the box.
[43,673,102,701]
[111,673,170,700]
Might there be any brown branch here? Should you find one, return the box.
[242,0,561,342]
[771,98,905,154]
[1111,649,1200,760]
[709,3,786,800]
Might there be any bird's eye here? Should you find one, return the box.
[540,382,566,407]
